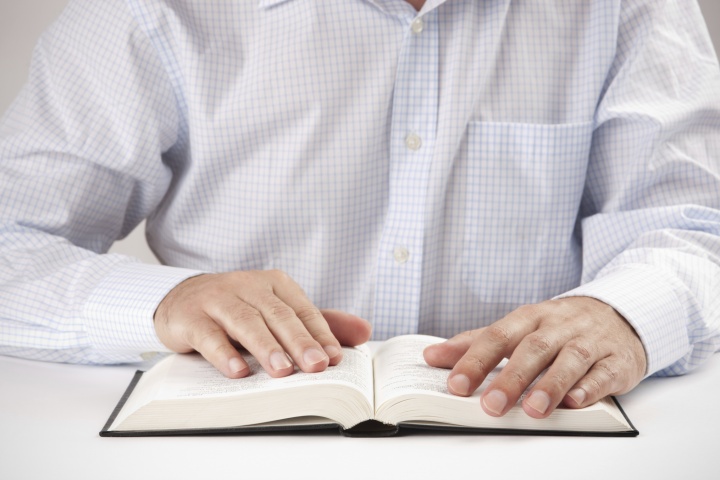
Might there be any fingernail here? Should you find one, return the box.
[448,374,471,396]
[270,351,292,371]
[568,388,586,406]
[323,345,342,359]
[303,348,328,367]
[526,390,551,415]
[483,390,508,416]
[228,357,246,375]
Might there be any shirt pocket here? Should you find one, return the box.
[459,121,593,304]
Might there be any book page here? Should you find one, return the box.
[372,335,632,433]
[110,345,374,431]
[158,345,374,405]
[373,335,502,408]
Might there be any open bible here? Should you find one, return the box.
[100,335,637,437]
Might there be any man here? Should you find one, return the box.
[1,0,719,420]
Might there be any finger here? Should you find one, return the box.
[520,339,598,418]
[208,301,296,378]
[257,273,342,368]
[423,330,480,368]
[562,357,627,409]
[274,285,344,365]
[244,288,330,373]
[321,309,372,346]
[447,311,540,401]
[183,316,251,379]
[483,326,575,417]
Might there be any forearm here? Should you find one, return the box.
[0,0,186,363]
[565,0,720,375]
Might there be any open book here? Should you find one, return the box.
[100,335,637,437]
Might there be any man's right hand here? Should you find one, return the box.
[153,270,372,378]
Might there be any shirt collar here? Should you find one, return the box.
[360,0,449,16]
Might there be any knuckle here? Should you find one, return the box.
[240,305,265,323]
[564,341,593,365]
[462,355,491,377]
[547,371,570,390]
[583,375,603,397]
[597,362,619,383]
[504,368,529,389]
[517,302,544,320]
[268,269,291,284]
[525,332,554,357]
[582,361,622,397]
[269,303,296,323]
[211,341,232,358]
[484,325,512,349]
[238,307,265,325]
[512,304,536,322]
[224,307,266,339]
[515,303,535,315]
[295,305,323,323]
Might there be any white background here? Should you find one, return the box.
[2,0,719,265]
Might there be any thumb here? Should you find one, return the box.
[321,309,372,346]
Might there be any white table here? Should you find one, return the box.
[1,349,717,480]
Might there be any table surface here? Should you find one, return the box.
[1,347,717,480]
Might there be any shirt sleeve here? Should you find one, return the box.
[0,0,202,364]
[556,0,720,377]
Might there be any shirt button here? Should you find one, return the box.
[405,133,422,151]
[393,247,410,264]
[411,18,425,34]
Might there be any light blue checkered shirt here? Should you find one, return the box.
[1,0,719,376]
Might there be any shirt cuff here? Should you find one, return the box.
[83,262,204,357]
[554,264,690,377]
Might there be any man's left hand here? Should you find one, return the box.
[423,297,647,418]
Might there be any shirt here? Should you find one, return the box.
[1,0,719,376]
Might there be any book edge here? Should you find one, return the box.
[100,370,145,436]
[397,423,638,437]
[610,395,640,436]
[99,422,341,437]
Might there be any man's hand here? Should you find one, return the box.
[423,297,647,418]
[154,270,372,378]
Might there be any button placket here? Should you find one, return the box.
[373,9,439,338]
